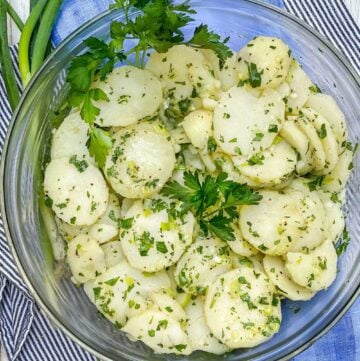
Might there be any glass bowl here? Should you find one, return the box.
[1,1,359,360]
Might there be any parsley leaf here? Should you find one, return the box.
[200,214,234,242]
[87,127,113,168]
[162,171,262,242]
[306,175,325,191]
[247,63,263,88]
[188,24,233,68]
[317,123,327,139]
[336,227,351,256]
[69,155,89,172]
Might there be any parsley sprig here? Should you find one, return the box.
[66,0,232,166]
[162,171,262,242]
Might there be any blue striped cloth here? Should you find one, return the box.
[0,1,359,360]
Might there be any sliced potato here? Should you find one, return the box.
[230,254,264,273]
[317,191,345,244]
[104,122,176,199]
[149,290,187,323]
[101,240,125,268]
[44,157,108,226]
[204,268,282,348]
[92,66,163,127]
[263,255,315,301]
[56,217,91,243]
[301,108,339,174]
[285,189,326,253]
[306,93,347,143]
[285,239,337,291]
[185,297,230,354]
[236,36,291,89]
[174,236,232,295]
[274,82,290,99]
[51,111,92,163]
[123,310,191,355]
[83,260,170,326]
[239,190,305,255]
[67,234,106,283]
[201,49,238,91]
[213,152,261,188]
[56,193,120,242]
[233,140,297,185]
[294,114,326,171]
[182,110,213,149]
[213,87,285,156]
[227,223,259,257]
[285,60,312,114]
[280,120,313,175]
[146,45,219,101]
[120,196,195,272]
[322,148,353,192]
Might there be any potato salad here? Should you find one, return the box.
[43,36,354,355]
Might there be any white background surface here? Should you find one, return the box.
[2,1,360,361]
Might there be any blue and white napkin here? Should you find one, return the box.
[0,0,359,360]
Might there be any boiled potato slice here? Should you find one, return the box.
[317,191,345,244]
[182,110,213,149]
[44,157,108,226]
[213,87,285,156]
[67,234,106,283]
[322,148,353,192]
[301,108,339,174]
[263,255,315,301]
[306,93,347,143]
[123,310,191,355]
[294,114,326,171]
[204,268,282,348]
[231,254,265,273]
[274,82,290,99]
[285,60,312,114]
[104,122,176,199]
[236,36,291,89]
[280,120,313,175]
[185,297,230,354]
[146,45,219,101]
[233,139,297,185]
[56,193,120,242]
[174,236,232,295]
[239,190,305,255]
[120,196,195,272]
[285,189,326,253]
[149,290,187,323]
[101,240,125,268]
[51,111,92,163]
[92,66,162,127]
[201,49,238,91]
[88,224,118,244]
[212,152,261,188]
[227,223,259,257]
[285,239,337,291]
[56,217,91,243]
[83,260,170,326]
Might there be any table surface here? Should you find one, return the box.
[2,1,360,361]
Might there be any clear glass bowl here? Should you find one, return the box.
[1,1,359,360]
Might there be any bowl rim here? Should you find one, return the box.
[1,0,359,360]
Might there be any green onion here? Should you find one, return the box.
[31,0,62,74]
[0,0,20,110]
[18,0,48,86]
[6,3,24,31]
